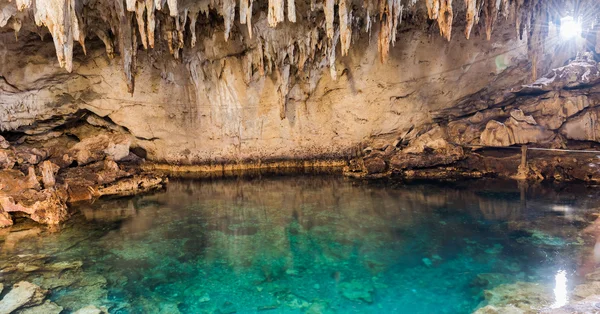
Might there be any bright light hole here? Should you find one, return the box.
[560,16,582,40]
[551,269,568,308]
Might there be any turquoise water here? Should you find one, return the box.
[1,176,600,313]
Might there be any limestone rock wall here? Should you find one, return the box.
[1,20,532,164]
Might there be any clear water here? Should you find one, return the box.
[1,176,600,313]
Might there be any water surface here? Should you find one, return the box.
[1,176,600,313]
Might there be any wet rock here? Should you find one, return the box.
[96,174,167,198]
[363,157,387,174]
[0,281,47,314]
[15,300,63,314]
[474,304,525,314]
[339,279,374,303]
[390,148,463,170]
[572,281,600,300]
[0,187,69,226]
[542,294,600,313]
[478,282,553,312]
[73,305,109,314]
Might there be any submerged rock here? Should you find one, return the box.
[339,279,374,303]
[0,281,47,314]
[476,282,553,313]
[15,300,63,314]
[73,305,109,314]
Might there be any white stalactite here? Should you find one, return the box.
[240,0,248,23]
[247,0,253,37]
[287,0,296,22]
[324,0,334,39]
[223,0,235,41]
[126,0,136,12]
[391,0,403,46]
[339,0,351,56]
[167,0,177,16]
[154,0,162,10]
[268,0,284,27]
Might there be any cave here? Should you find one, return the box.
[1,0,600,312]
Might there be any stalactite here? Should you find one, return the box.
[339,0,351,56]
[501,0,509,19]
[247,0,253,37]
[15,0,31,10]
[390,0,402,46]
[95,29,114,58]
[146,0,156,48]
[287,0,296,22]
[240,0,248,24]
[329,29,340,80]
[126,0,135,11]
[33,0,77,72]
[115,0,136,93]
[365,8,371,34]
[437,0,453,41]
[426,0,439,20]
[135,1,148,49]
[324,0,334,39]
[278,64,290,119]
[177,9,187,49]
[167,0,177,16]
[189,10,198,47]
[378,0,391,62]
[154,0,162,11]
[223,0,235,41]
[465,0,476,39]
[268,0,284,27]
[484,0,498,40]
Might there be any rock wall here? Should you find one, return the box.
[349,53,600,182]
[1,20,534,164]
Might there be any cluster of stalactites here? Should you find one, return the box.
[5,0,600,94]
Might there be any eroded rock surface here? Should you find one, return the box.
[347,54,600,182]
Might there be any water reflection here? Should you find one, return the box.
[0,176,599,313]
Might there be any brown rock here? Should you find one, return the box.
[40,161,59,189]
[69,134,131,166]
[363,157,387,174]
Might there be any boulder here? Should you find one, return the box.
[363,157,387,174]
[15,300,63,314]
[0,281,47,314]
[73,305,109,314]
[560,107,600,142]
[480,117,554,147]
[69,133,131,165]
